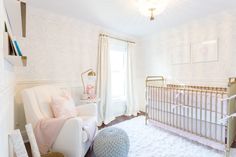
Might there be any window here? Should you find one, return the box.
[109,41,127,101]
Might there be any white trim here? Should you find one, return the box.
[16,79,81,85]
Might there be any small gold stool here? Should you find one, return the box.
[41,152,64,157]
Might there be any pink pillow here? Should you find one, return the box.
[50,92,77,118]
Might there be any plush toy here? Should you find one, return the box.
[86,84,96,99]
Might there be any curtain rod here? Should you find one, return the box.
[99,34,135,44]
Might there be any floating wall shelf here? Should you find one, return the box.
[3,29,27,67]
[3,0,28,67]
[4,55,27,67]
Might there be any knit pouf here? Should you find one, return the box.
[93,127,130,157]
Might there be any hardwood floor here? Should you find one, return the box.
[25,112,145,157]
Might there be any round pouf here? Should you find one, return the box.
[93,127,130,157]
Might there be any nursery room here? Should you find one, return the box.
[1,0,236,157]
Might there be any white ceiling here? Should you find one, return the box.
[28,0,236,37]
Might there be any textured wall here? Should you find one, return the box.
[136,10,236,111]
[15,7,98,81]
[15,6,135,82]
[0,0,15,156]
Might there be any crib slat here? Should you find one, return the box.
[180,90,183,129]
[215,92,218,141]
[158,87,160,121]
[187,90,190,132]
[175,89,179,128]
[220,93,223,143]
[171,89,175,126]
[178,89,180,129]
[183,90,186,131]
[164,88,167,124]
[204,92,207,137]
[210,92,213,139]
[200,91,203,136]
[195,91,198,134]
[191,90,194,134]
[161,87,163,122]
[167,88,170,125]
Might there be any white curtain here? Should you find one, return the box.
[96,35,114,125]
[126,43,139,116]
[97,36,138,125]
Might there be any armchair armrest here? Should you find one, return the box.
[52,117,84,157]
[76,103,97,117]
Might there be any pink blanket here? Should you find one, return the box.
[34,115,97,154]
[34,116,74,154]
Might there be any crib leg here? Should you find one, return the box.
[225,148,230,157]
[145,106,148,125]
[145,115,148,125]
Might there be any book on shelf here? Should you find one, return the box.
[13,40,22,56]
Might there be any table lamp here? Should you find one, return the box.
[81,69,96,99]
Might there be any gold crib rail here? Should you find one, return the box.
[167,84,227,92]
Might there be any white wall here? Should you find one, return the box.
[136,10,236,111]
[14,7,137,134]
[0,0,15,156]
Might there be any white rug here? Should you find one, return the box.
[112,116,224,157]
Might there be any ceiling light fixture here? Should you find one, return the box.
[137,0,169,21]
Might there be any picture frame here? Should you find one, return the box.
[191,39,218,63]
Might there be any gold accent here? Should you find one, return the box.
[149,8,156,21]
[20,1,26,37]
[21,56,27,66]
[88,71,96,76]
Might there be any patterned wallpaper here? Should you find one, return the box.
[138,10,236,87]
[15,7,99,82]
[15,7,135,83]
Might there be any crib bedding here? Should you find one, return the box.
[147,87,228,115]
[148,105,226,125]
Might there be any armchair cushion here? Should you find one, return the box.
[31,85,63,118]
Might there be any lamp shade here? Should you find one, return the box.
[88,71,96,77]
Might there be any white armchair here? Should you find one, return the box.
[21,85,98,157]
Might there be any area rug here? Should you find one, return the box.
[112,116,224,157]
